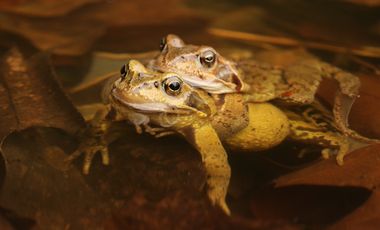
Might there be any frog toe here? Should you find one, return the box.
[82,145,109,174]
[65,144,109,175]
[321,148,333,160]
[219,200,231,216]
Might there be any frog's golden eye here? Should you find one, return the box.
[200,50,216,68]
[120,64,128,80]
[163,76,182,96]
[159,37,167,52]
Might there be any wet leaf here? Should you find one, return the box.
[208,0,380,48]
[0,0,205,56]
[343,0,380,6]
[83,126,300,230]
[0,0,100,17]
[0,14,106,56]
[273,144,380,228]
[315,71,380,139]
[0,48,85,142]
[0,129,110,229]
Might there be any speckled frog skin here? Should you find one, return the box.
[90,60,354,215]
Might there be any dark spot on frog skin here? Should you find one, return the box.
[154,81,159,88]
[232,74,242,91]
[214,94,225,107]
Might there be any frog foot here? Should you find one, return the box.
[321,148,333,159]
[65,139,109,174]
[297,148,314,158]
[320,141,350,166]
[302,107,331,129]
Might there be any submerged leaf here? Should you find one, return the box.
[0,48,85,142]
[0,0,204,56]
[0,129,110,229]
[0,0,100,17]
[273,144,380,228]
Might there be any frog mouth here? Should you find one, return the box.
[111,88,200,115]
[182,76,237,94]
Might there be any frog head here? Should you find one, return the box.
[148,34,249,94]
[110,60,216,128]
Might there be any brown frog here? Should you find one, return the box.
[74,60,356,215]
[148,34,371,143]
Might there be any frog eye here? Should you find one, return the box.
[120,64,128,80]
[159,37,167,52]
[163,76,182,96]
[200,50,216,68]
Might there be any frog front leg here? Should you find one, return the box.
[179,123,231,215]
[66,105,112,174]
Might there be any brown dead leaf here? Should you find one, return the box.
[216,1,379,47]
[0,0,100,17]
[0,0,205,56]
[317,73,380,139]
[0,14,106,56]
[274,144,380,188]
[106,192,299,230]
[0,47,85,142]
[348,74,380,138]
[84,126,300,230]
[0,128,111,229]
[272,144,380,228]
[343,0,380,6]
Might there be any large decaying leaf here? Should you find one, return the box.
[0,129,111,229]
[271,144,380,229]
[0,48,85,142]
[0,0,101,17]
[0,0,204,56]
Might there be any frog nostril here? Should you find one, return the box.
[159,36,167,52]
[120,64,128,80]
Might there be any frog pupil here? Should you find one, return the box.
[169,81,180,91]
[200,50,216,67]
[205,54,214,62]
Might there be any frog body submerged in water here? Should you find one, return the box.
[79,60,354,214]
[69,35,379,215]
